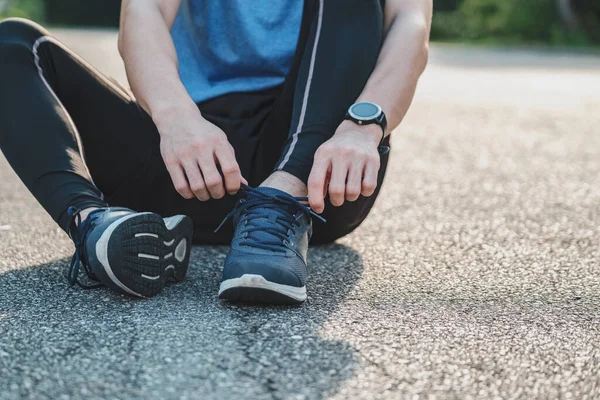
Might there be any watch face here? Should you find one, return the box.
[349,102,381,120]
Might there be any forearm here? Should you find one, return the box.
[118,0,198,128]
[353,2,432,138]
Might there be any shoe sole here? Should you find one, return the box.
[218,274,307,305]
[93,213,193,298]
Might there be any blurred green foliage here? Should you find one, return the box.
[433,0,461,13]
[0,0,44,21]
[432,0,599,45]
[575,0,600,42]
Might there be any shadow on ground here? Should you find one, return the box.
[0,244,364,399]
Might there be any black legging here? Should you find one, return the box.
[0,0,390,245]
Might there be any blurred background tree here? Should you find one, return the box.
[0,0,598,45]
[0,0,44,21]
[432,0,599,45]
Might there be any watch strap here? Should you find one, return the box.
[376,113,387,145]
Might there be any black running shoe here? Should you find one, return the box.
[67,207,193,298]
[216,185,325,305]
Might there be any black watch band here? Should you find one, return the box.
[375,113,387,144]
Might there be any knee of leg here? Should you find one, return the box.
[0,18,48,48]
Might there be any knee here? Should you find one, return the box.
[0,18,48,47]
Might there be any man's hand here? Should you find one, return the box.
[308,121,382,214]
[120,0,247,202]
[155,107,246,201]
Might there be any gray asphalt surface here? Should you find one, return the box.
[1,29,600,399]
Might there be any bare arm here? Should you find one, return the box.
[119,0,244,201]
[351,0,432,138]
[119,0,189,117]
[308,0,432,212]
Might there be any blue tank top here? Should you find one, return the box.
[171,0,303,103]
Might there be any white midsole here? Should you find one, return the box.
[219,274,307,301]
[163,215,186,230]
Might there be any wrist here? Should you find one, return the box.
[152,103,205,135]
[337,120,383,146]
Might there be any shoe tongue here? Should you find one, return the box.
[251,186,292,198]
[242,187,298,246]
[251,186,303,214]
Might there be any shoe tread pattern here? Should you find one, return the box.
[106,213,193,297]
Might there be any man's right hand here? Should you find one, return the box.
[155,107,246,201]
[120,1,244,201]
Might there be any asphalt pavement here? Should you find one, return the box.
[0,29,599,399]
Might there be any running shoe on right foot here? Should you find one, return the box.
[67,207,193,298]
[216,185,325,305]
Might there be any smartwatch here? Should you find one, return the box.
[344,102,387,145]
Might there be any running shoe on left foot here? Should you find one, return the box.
[67,207,193,298]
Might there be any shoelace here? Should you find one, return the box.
[215,184,326,253]
[67,207,104,289]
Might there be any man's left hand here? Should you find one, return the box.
[308,121,383,214]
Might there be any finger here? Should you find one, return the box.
[215,146,242,194]
[328,161,348,207]
[345,163,363,202]
[362,158,379,197]
[199,155,226,199]
[308,158,330,214]
[182,160,210,201]
[167,163,194,199]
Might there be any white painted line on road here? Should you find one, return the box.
[0,225,11,231]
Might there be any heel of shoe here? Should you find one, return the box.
[90,213,193,298]
[165,215,193,282]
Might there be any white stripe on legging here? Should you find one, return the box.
[32,36,130,194]
[277,0,324,170]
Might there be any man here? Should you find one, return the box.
[0,0,431,304]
